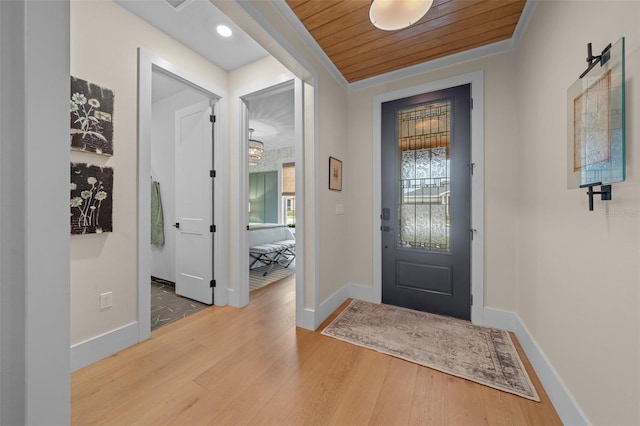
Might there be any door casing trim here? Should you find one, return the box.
[372,71,485,324]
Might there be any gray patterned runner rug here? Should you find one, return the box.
[322,299,539,401]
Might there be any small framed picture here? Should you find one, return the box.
[329,156,343,191]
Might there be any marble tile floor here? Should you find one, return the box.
[150,278,209,332]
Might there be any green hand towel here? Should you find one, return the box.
[151,180,165,246]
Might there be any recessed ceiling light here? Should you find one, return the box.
[216,25,232,38]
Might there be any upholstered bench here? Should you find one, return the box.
[248,225,296,276]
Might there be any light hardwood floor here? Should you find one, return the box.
[72,276,562,425]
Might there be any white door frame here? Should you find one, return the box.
[372,70,485,324]
[233,78,310,329]
[137,48,229,341]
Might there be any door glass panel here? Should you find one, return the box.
[398,101,451,252]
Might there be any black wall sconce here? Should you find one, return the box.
[567,38,625,212]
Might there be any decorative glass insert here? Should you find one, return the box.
[397,101,450,251]
[567,37,625,188]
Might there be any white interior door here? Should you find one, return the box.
[175,100,214,304]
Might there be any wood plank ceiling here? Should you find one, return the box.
[285,0,527,83]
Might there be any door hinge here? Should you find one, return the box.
[210,225,216,233]
[469,163,476,175]
[471,98,473,109]
[210,170,216,178]
[210,114,216,123]
[470,228,477,240]
[210,279,216,288]
[470,294,473,306]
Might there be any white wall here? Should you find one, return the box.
[316,75,350,302]
[0,0,70,423]
[514,2,640,424]
[70,0,227,345]
[151,89,208,282]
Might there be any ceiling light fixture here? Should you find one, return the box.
[248,128,264,166]
[216,24,233,38]
[369,0,433,31]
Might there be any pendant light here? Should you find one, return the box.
[248,128,264,166]
[369,0,433,31]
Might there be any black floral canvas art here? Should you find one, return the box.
[70,163,113,235]
[70,76,114,156]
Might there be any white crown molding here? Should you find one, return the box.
[164,0,194,13]
[350,38,514,91]
[512,0,539,46]
[272,0,349,90]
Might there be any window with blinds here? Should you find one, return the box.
[282,162,295,195]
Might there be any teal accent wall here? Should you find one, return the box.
[249,171,278,223]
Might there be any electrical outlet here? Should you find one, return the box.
[99,292,113,310]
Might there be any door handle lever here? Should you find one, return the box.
[173,223,180,229]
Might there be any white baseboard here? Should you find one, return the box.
[297,308,315,331]
[316,285,349,329]
[213,284,228,307]
[70,322,138,372]
[348,282,375,303]
[315,282,376,329]
[227,287,240,308]
[484,308,589,426]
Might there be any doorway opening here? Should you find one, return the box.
[244,81,297,295]
[138,50,224,340]
[149,69,216,331]
[241,80,297,301]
